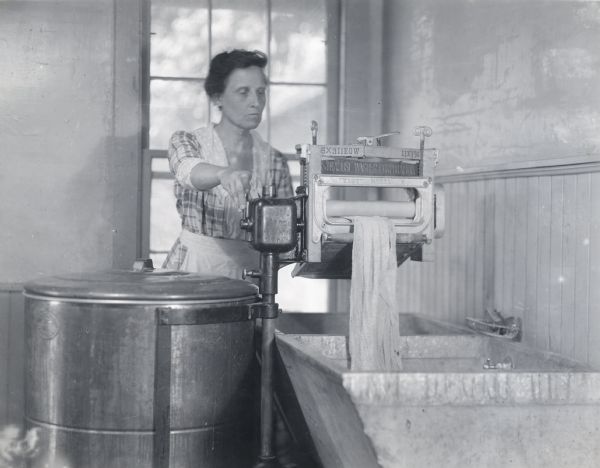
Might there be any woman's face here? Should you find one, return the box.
[217,66,267,131]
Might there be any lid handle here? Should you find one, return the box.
[132,258,154,272]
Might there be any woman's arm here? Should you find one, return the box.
[190,164,250,204]
[169,131,250,204]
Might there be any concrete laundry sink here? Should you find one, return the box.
[275,313,600,468]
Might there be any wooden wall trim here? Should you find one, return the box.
[112,0,144,266]
[437,156,600,184]
[0,284,24,293]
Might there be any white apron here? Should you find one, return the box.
[166,228,260,280]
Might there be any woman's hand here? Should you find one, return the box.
[217,168,251,207]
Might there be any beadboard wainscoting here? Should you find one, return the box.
[396,170,600,367]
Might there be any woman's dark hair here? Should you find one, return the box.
[204,49,268,98]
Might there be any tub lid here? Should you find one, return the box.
[23,267,259,303]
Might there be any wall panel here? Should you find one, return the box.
[397,181,489,323]
[383,0,600,172]
[535,177,552,350]
[492,179,505,316]
[382,0,600,366]
[0,0,143,284]
[524,177,540,347]
[405,171,600,366]
[573,174,591,363]
[512,177,528,331]
[7,292,24,424]
[0,289,25,427]
[0,291,10,425]
[561,175,578,357]
[0,0,143,427]
[589,178,600,368]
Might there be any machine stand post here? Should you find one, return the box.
[254,252,283,468]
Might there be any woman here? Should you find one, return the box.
[164,50,301,468]
[163,49,294,278]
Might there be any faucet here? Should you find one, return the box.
[465,309,522,341]
[483,357,514,370]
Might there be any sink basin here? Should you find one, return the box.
[275,313,600,468]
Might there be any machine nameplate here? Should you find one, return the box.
[321,159,420,177]
[320,146,362,157]
[316,145,424,160]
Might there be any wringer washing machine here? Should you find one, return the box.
[23,122,443,468]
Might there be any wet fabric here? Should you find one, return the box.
[349,216,402,371]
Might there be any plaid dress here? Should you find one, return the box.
[163,124,293,270]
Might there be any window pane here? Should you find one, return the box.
[151,252,169,269]
[278,265,328,312]
[150,178,181,252]
[269,84,327,153]
[287,159,301,187]
[151,0,209,77]
[212,0,267,54]
[151,157,170,173]
[150,80,208,149]
[271,0,326,83]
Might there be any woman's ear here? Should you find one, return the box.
[212,95,223,111]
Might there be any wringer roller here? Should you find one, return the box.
[241,122,445,467]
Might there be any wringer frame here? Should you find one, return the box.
[242,122,444,467]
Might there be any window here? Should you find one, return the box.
[142,0,340,311]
